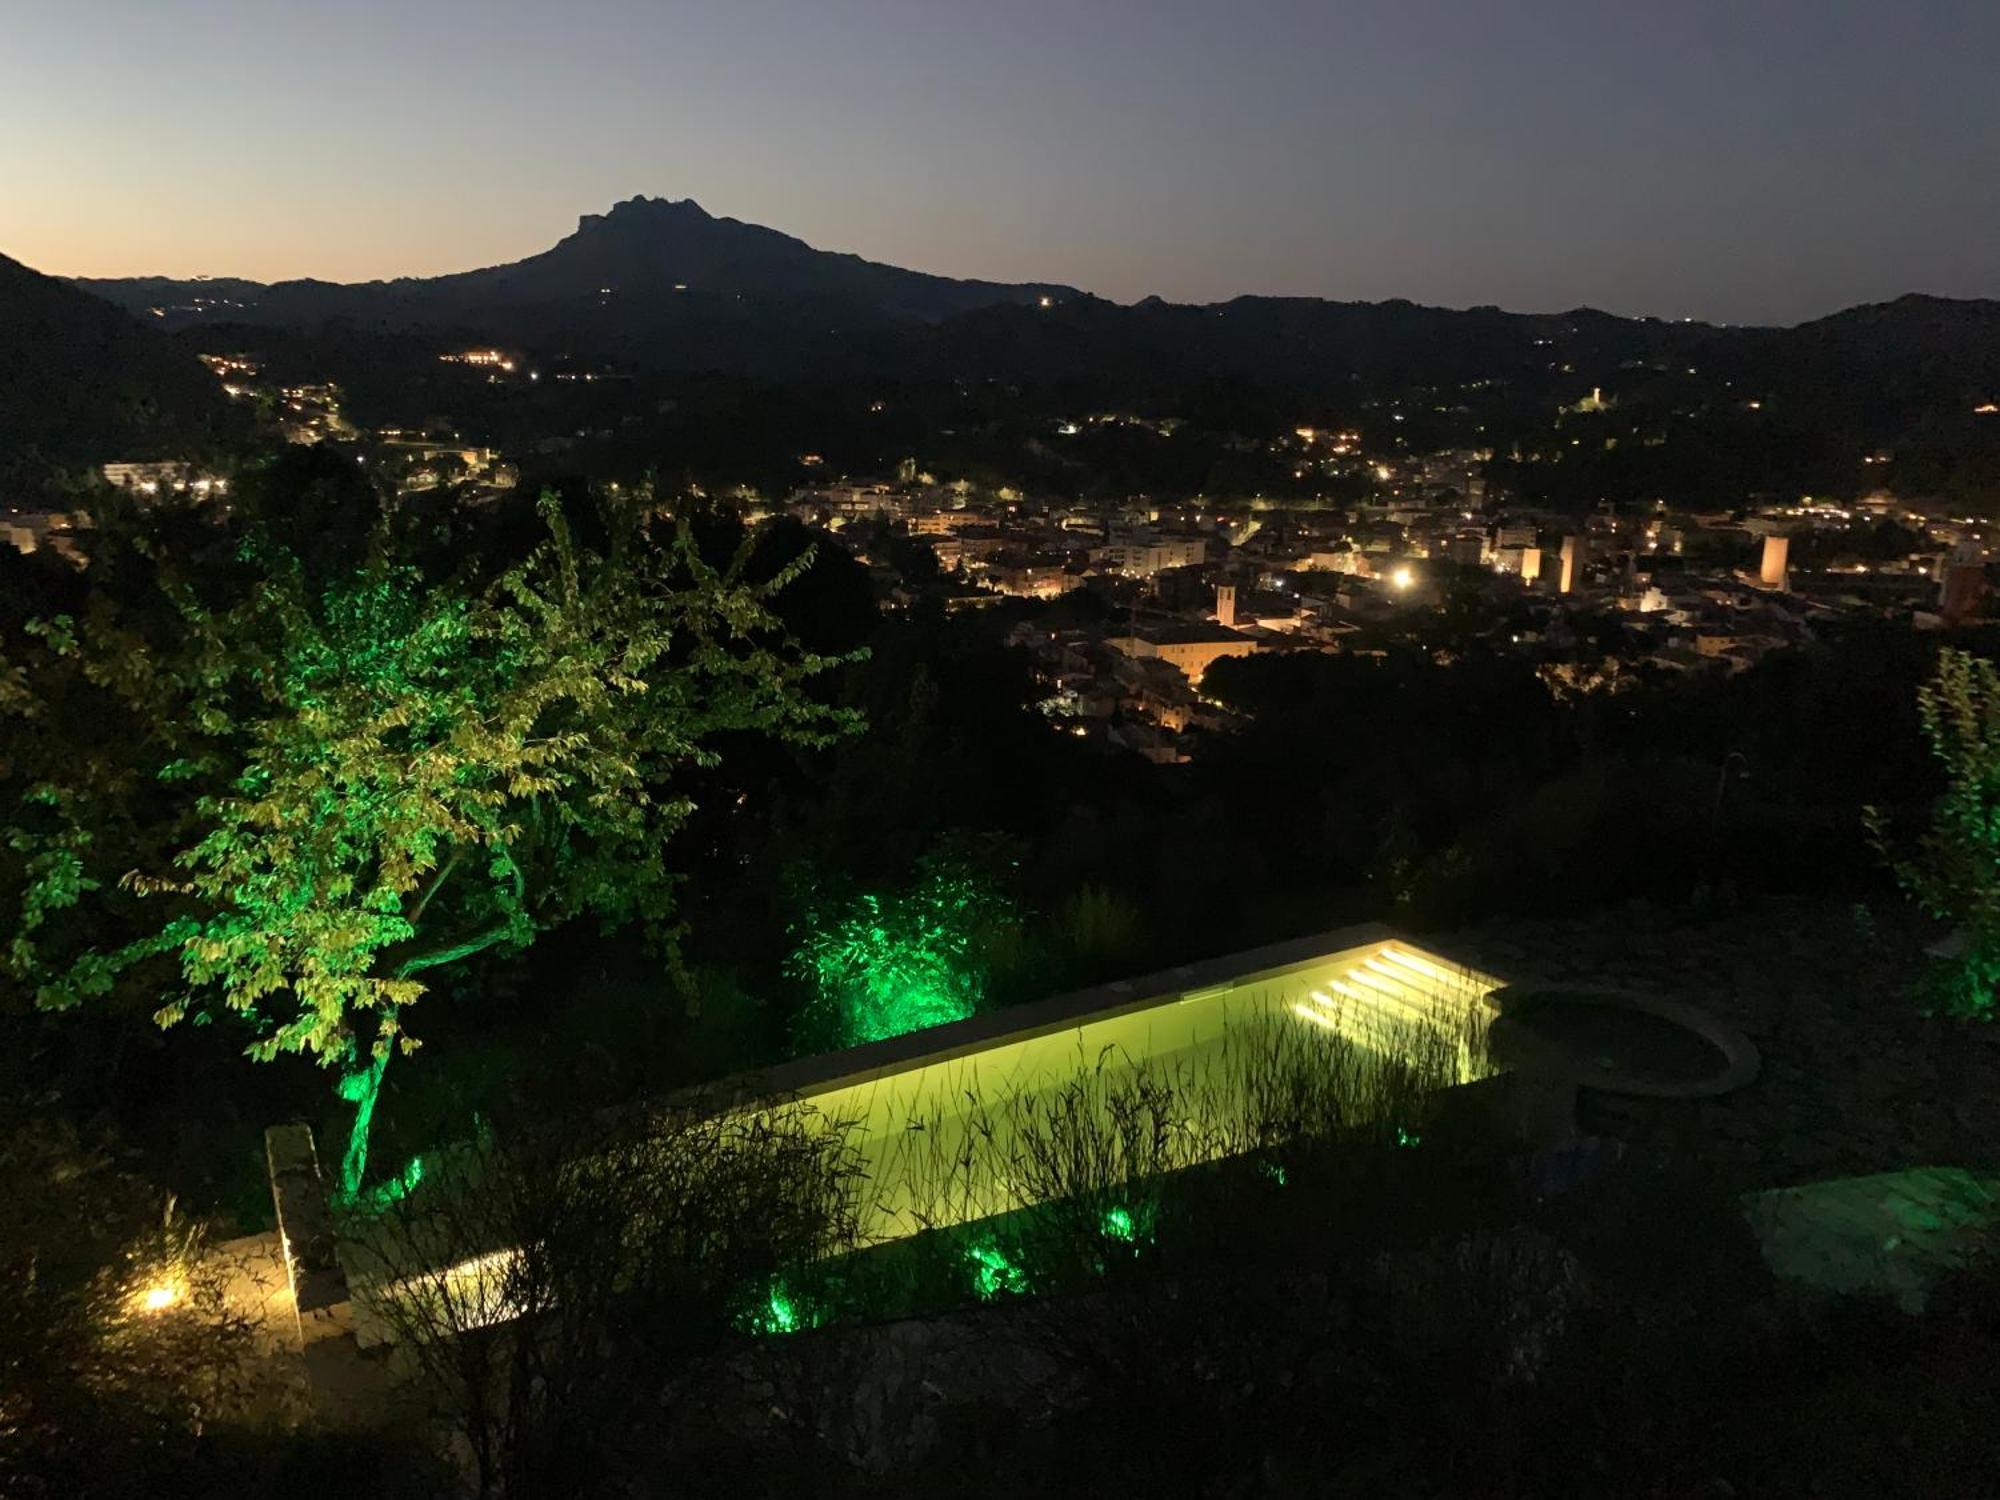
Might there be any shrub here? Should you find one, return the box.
[1870,646,2000,1018]
[352,1092,868,1498]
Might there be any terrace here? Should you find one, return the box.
[234,900,2000,1453]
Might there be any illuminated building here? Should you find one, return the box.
[438,349,515,371]
[1099,535,1208,576]
[1559,535,1586,593]
[1105,622,1259,683]
[1940,540,1988,625]
[100,461,229,498]
[1759,533,1791,590]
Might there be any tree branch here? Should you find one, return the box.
[406,847,466,927]
[382,853,527,980]
[392,920,516,980]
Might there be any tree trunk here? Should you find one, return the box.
[339,1044,393,1202]
[338,855,521,1200]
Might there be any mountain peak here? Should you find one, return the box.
[66,197,1075,344]
[578,195,713,235]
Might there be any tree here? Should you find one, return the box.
[1870,646,2000,1018]
[3,485,858,1197]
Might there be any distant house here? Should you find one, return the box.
[1098,534,1208,576]
[100,461,230,502]
[1105,622,1259,683]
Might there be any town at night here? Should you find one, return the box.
[4,3,2000,1495]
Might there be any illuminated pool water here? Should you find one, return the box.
[343,923,1503,1340]
[756,923,1503,1242]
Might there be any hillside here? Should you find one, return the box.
[56,199,2000,516]
[74,198,2000,407]
[77,196,1078,366]
[0,252,239,497]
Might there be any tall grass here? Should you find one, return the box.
[351,968,1500,1488]
[351,1095,870,1497]
[875,975,1492,1242]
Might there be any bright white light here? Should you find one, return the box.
[1391,566,1414,590]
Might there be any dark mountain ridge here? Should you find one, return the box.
[79,195,1078,335]
[17,202,1996,520]
[0,252,239,496]
[70,199,2000,407]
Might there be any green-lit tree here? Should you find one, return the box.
[788,841,1017,1048]
[3,486,857,1197]
[1870,646,2000,1019]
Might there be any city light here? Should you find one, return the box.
[1391,566,1414,590]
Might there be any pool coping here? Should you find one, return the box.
[734,919,1478,1110]
[1484,983,1762,1099]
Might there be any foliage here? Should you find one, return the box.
[1051,883,1146,977]
[0,1111,287,1498]
[2,482,859,1193]
[788,838,1018,1047]
[1870,646,2000,1018]
[353,1091,867,1499]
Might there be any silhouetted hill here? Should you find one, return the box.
[1800,292,2000,352]
[0,253,238,496]
[889,293,1712,391]
[1770,294,2000,403]
[1681,294,2000,445]
[78,196,1078,366]
[73,199,1999,406]
[441,196,1078,320]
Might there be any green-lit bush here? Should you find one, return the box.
[787,840,1018,1047]
[1871,646,2000,1018]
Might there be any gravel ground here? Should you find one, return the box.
[1439,897,2000,1191]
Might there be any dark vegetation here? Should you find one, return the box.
[150,293,2000,518]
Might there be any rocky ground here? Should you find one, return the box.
[1444,896,2000,1192]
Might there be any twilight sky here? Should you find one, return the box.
[3,0,1996,325]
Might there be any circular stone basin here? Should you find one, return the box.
[1487,986,1759,1098]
